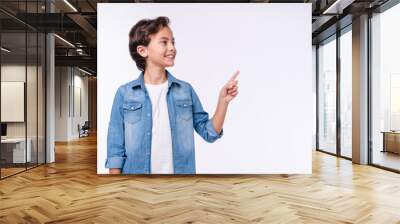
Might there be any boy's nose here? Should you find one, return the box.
[167,42,176,51]
[168,46,175,52]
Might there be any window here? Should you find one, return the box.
[340,28,352,158]
[318,36,337,154]
[371,3,400,171]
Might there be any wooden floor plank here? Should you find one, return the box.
[0,134,400,223]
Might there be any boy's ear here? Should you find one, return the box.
[137,45,148,58]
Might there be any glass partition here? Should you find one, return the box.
[318,36,337,155]
[371,3,400,171]
[339,28,352,158]
[0,1,46,179]
[1,30,28,177]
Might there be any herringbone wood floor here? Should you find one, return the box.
[1,134,400,224]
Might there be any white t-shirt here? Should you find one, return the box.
[145,81,174,174]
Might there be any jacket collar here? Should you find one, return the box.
[131,70,180,90]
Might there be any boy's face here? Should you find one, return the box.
[138,26,176,69]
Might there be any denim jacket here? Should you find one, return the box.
[105,70,223,174]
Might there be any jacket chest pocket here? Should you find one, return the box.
[175,100,193,121]
[123,102,142,124]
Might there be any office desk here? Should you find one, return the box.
[381,131,400,154]
[1,138,32,163]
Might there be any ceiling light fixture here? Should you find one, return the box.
[54,34,75,48]
[322,0,354,14]
[63,0,78,12]
[1,47,11,53]
[78,67,93,76]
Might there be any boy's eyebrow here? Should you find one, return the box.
[159,37,175,41]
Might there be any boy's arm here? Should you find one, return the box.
[191,86,223,143]
[211,100,229,135]
[212,71,239,134]
[105,88,126,174]
[190,71,238,142]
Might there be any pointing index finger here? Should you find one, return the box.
[229,70,240,82]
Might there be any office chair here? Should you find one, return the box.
[79,121,90,138]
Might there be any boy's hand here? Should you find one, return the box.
[109,168,121,174]
[219,70,239,104]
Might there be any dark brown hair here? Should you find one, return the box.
[128,16,170,71]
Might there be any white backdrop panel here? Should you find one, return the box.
[97,3,312,174]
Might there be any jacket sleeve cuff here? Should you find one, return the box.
[105,156,126,169]
[206,121,224,141]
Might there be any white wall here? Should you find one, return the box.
[55,66,68,141]
[72,71,89,138]
[55,67,89,141]
[98,3,313,174]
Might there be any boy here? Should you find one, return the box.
[106,16,239,174]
